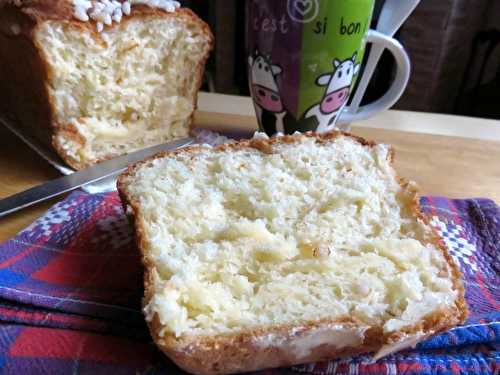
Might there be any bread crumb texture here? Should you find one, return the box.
[122,136,459,339]
[35,14,210,164]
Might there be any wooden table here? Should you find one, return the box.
[1,92,499,242]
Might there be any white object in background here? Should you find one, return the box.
[337,29,411,126]
[340,0,420,125]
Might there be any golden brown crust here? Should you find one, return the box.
[394,179,468,336]
[0,0,74,22]
[0,3,213,170]
[0,0,74,23]
[117,131,467,375]
[119,131,378,179]
[0,1,203,26]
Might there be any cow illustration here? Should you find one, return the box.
[248,51,296,135]
[304,53,360,132]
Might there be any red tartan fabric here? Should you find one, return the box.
[0,191,497,375]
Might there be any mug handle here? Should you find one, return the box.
[338,29,411,124]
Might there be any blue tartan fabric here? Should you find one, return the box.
[0,191,497,375]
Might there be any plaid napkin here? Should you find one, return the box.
[0,191,498,375]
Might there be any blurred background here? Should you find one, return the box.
[183,0,500,120]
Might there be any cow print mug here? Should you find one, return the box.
[247,0,412,135]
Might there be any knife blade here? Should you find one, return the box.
[0,137,195,218]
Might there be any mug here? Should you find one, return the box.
[246,0,411,135]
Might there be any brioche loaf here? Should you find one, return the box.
[118,132,466,375]
[0,0,213,169]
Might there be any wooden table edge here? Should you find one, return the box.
[197,92,500,142]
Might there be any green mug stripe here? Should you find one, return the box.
[298,0,374,121]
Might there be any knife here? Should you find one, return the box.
[0,137,195,219]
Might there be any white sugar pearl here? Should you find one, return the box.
[90,11,104,22]
[74,0,90,8]
[73,0,180,28]
[112,8,122,22]
[122,1,131,15]
[74,8,90,21]
[104,13,112,25]
[93,2,105,11]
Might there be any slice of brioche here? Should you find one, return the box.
[118,132,466,375]
[0,0,213,169]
